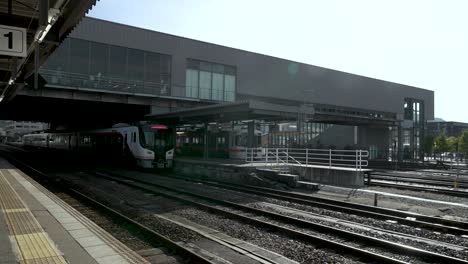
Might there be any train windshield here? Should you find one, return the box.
[139,125,173,153]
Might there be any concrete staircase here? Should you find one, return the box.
[255,168,319,190]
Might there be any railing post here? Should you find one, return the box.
[355,149,358,171]
[286,148,289,164]
[276,148,279,166]
[251,148,254,162]
[265,147,268,163]
[329,149,332,168]
[359,150,362,170]
[306,148,308,166]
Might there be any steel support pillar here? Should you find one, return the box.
[397,123,403,162]
[247,121,255,148]
[354,126,358,146]
[203,123,208,160]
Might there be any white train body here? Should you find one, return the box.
[23,133,49,148]
[92,125,156,168]
[22,124,174,169]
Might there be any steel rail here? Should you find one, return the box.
[1,153,215,264]
[372,172,468,186]
[92,171,468,264]
[368,180,468,198]
[141,171,468,233]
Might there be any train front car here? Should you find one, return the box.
[138,124,174,169]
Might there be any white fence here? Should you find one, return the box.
[245,147,369,171]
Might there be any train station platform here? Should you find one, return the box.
[174,157,371,187]
[0,158,148,264]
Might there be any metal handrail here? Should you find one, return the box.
[281,151,302,166]
[245,147,369,171]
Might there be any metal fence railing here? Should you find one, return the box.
[245,147,369,171]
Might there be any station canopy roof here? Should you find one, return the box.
[0,0,98,102]
[146,99,399,126]
[147,100,314,124]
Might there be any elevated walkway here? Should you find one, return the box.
[0,158,148,264]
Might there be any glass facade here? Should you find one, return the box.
[185,59,236,102]
[401,98,425,160]
[267,122,332,148]
[40,38,172,96]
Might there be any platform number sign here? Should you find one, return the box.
[0,25,27,57]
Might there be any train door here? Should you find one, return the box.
[207,131,229,158]
[216,133,229,158]
[124,132,129,157]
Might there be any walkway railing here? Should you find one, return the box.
[245,147,369,171]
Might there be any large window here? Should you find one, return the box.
[109,45,127,79]
[186,69,198,98]
[224,75,236,102]
[185,59,236,102]
[402,98,425,160]
[212,73,224,101]
[40,38,171,96]
[69,38,89,75]
[90,42,108,77]
[45,38,69,73]
[128,49,144,80]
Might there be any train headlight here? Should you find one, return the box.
[166,149,174,159]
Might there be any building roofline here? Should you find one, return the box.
[83,16,432,93]
[428,120,468,125]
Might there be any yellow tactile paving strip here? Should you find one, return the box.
[0,170,67,264]
[8,168,150,264]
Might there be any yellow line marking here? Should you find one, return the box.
[13,233,58,259]
[0,170,67,264]
[2,208,29,213]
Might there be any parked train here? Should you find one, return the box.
[22,123,174,168]
[175,125,263,159]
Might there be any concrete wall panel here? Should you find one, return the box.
[70,17,434,120]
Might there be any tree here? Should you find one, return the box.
[459,131,468,161]
[422,135,435,159]
[447,136,459,153]
[434,134,449,160]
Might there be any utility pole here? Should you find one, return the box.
[455,141,459,189]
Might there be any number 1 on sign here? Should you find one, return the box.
[3,32,12,49]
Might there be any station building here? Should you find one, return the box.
[2,121,49,141]
[38,17,434,162]
[427,121,468,138]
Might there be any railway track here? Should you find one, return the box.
[367,171,468,198]
[368,180,468,198]
[2,154,215,264]
[372,171,468,187]
[4,146,468,263]
[117,170,468,235]
[90,170,468,264]
[2,149,367,264]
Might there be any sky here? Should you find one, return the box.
[88,0,468,122]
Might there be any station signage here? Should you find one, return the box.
[0,25,27,57]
